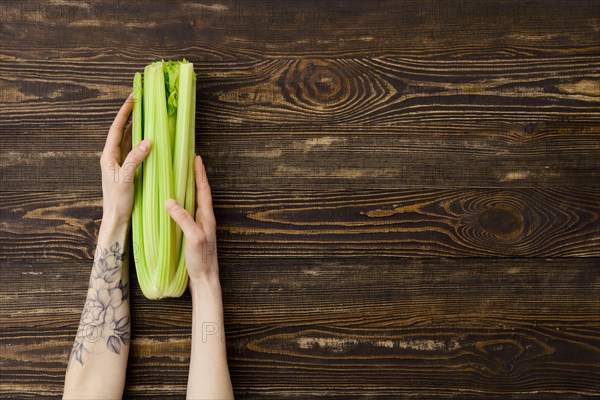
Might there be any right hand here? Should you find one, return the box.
[165,155,219,288]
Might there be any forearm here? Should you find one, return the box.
[187,275,234,400]
[64,217,131,399]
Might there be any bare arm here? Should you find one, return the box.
[166,155,234,400]
[188,268,232,400]
[64,97,151,399]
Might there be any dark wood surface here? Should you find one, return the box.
[1,0,599,398]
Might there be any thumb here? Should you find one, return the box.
[166,198,198,237]
[122,139,151,172]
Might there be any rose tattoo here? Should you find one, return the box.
[69,242,130,366]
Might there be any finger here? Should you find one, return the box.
[166,198,199,238]
[103,95,133,162]
[195,155,216,226]
[121,139,151,172]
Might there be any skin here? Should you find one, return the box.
[63,96,234,400]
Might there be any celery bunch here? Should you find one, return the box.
[131,60,196,299]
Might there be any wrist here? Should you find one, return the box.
[189,274,222,300]
[99,213,129,244]
[101,209,130,228]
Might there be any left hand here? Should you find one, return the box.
[166,155,219,288]
[100,95,152,225]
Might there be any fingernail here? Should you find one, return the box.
[139,140,151,151]
[165,198,177,209]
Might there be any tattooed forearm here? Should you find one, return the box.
[69,242,130,367]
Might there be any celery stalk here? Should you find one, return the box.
[131,72,154,296]
[131,60,196,299]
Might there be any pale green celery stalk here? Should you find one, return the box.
[171,64,192,259]
[176,74,197,289]
[150,62,176,295]
[131,72,155,298]
[169,62,195,294]
[133,60,195,299]
[163,61,183,280]
[141,65,157,280]
[185,74,197,221]
[165,61,179,156]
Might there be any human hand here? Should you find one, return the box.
[100,96,152,226]
[165,156,219,289]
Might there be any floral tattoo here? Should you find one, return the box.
[69,242,130,366]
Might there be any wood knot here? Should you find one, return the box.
[479,205,524,239]
[523,123,535,135]
[290,59,347,108]
[311,66,342,99]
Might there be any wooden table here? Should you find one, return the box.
[1,1,599,398]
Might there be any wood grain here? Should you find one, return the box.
[1,0,599,398]
[1,189,598,262]
[2,126,600,190]
[1,257,599,398]
[1,1,599,190]
[1,0,599,54]
[3,56,599,129]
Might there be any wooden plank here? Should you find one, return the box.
[1,0,599,398]
[1,189,599,262]
[1,258,599,398]
[3,257,599,330]
[2,56,598,130]
[2,54,599,191]
[3,127,600,190]
[1,0,599,55]
[1,2,599,190]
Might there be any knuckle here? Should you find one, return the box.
[134,146,145,158]
[122,160,135,171]
[187,231,206,248]
[174,207,190,221]
[124,152,137,167]
[99,157,112,171]
[205,216,217,230]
